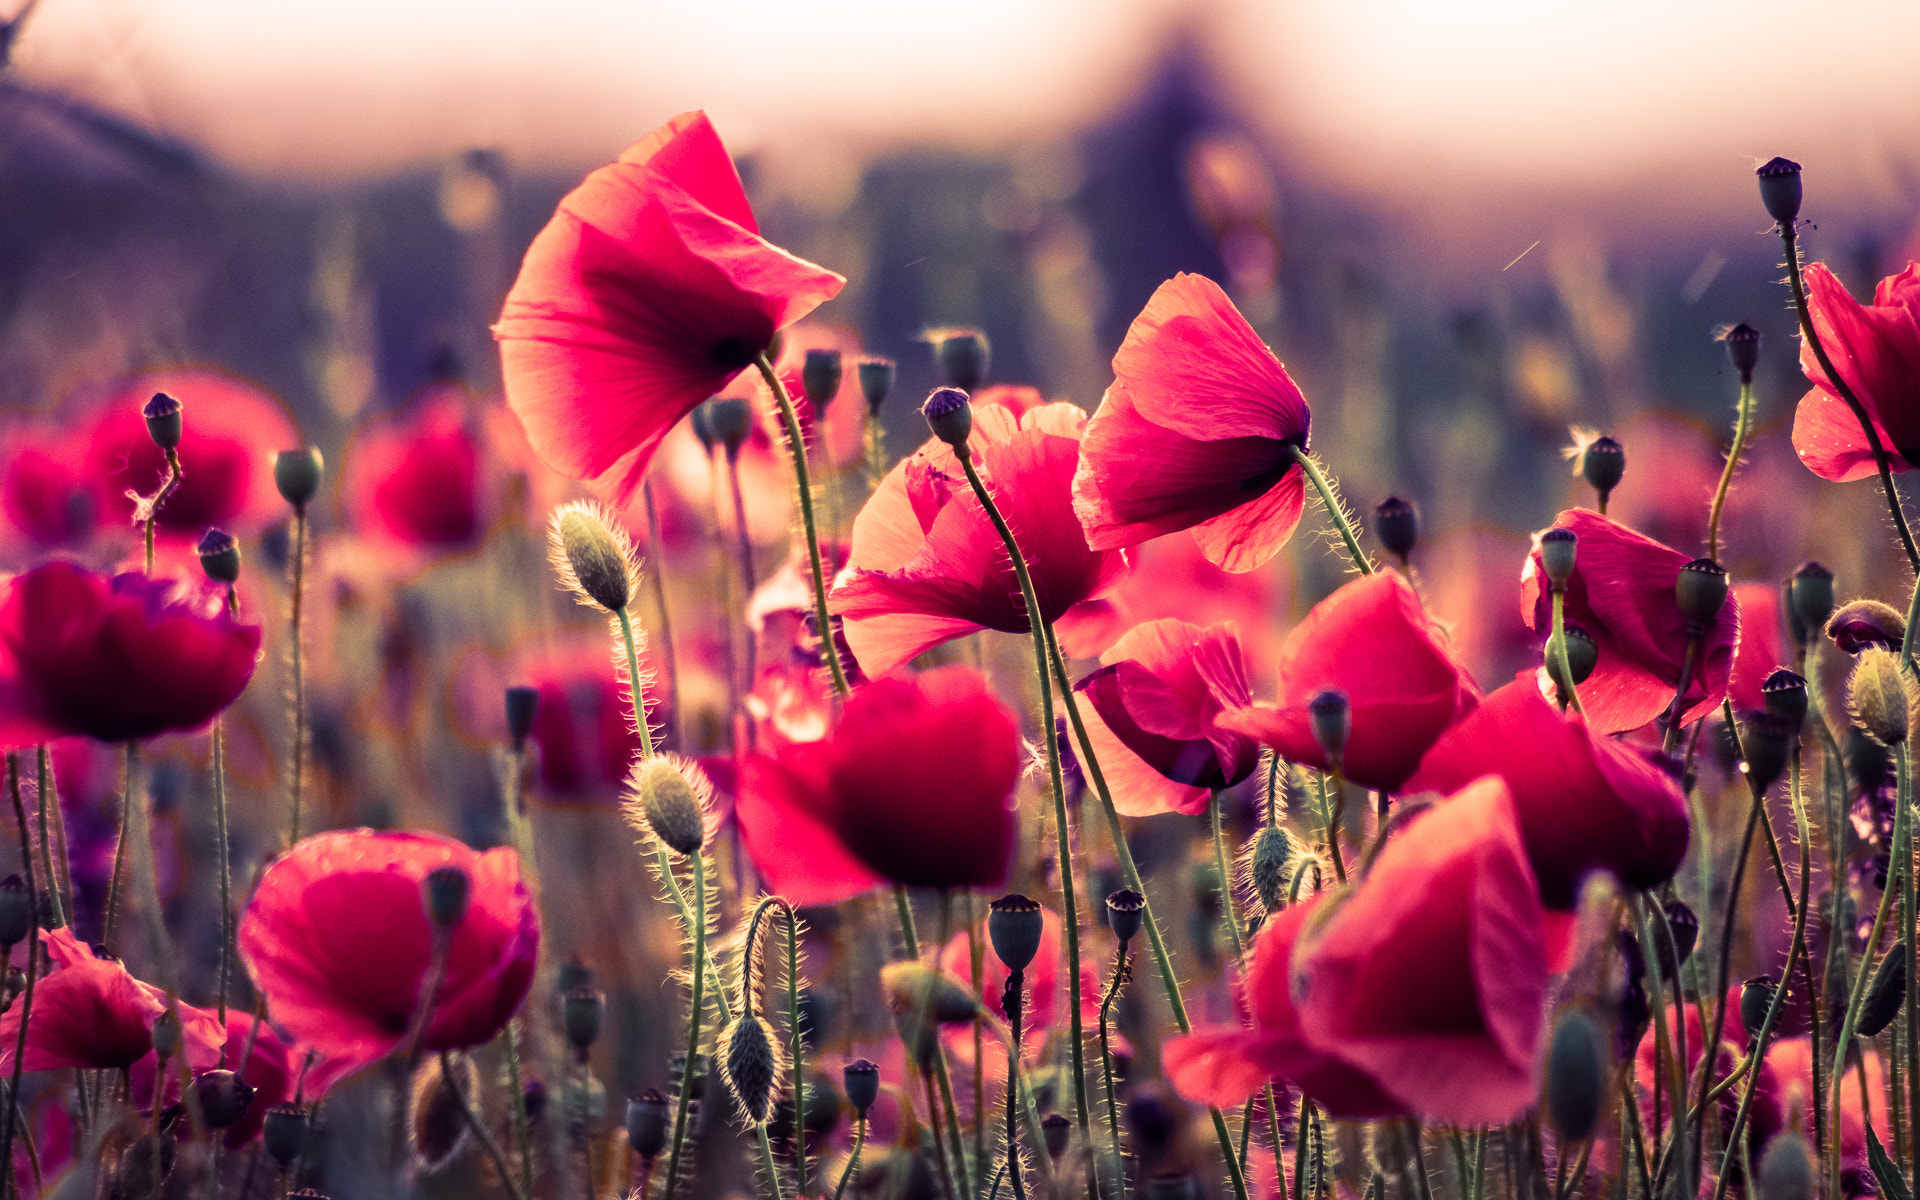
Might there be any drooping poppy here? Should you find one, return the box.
[1789,261,1920,481]
[734,667,1021,907]
[237,829,540,1096]
[1220,571,1478,792]
[1518,510,1741,736]
[0,928,224,1073]
[1074,273,1311,574]
[495,111,846,505]
[342,389,485,553]
[0,561,263,744]
[832,399,1130,677]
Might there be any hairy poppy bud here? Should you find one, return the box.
[721,1014,780,1123]
[930,329,990,391]
[1762,670,1809,729]
[843,1059,880,1115]
[504,685,539,751]
[0,876,32,948]
[623,756,711,857]
[196,1069,256,1130]
[1676,559,1729,631]
[1849,648,1913,746]
[1543,1009,1606,1142]
[1755,1127,1815,1200]
[1828,599,1904,655]
[1741,977,1776,1043]
[1373,497,1417,560]
[1725,323,1761,385]
[1249,826,1291,914]
[1580,436,1626,501]
[1662,900,1699,972]
[151,1009,182,1060]
[802,349,843,407]
[422,865,470,930]
[709,397,752,457]
[411,1054,477,1171]
[1539,527,1577,588]
[143,392,183,451]
[192,532,241,590]
[690,401,718,453]
[858,357,896,416]
[274,448,324,510]
[1756,157,1803,227]
[1858,944,1907,1038]
[263,1104,309,1168]
[1308,689,1351,762]
[626,1089,672,1160]
[921,387,973,450]
[1043,1111,1072,1160]
[549,501,635,614]
[880,962,981,1025]
[563,986,605,1055]
[1788,563,1834,644]
[1107,888,1146,943]
[989,893,1044,973]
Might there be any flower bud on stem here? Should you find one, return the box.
[758,355,851,699]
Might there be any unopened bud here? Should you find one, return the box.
[626,1089,672,1160]
[721,1014,780,1123]
[988,893,1044,973]
[563,987,604,1054]
[709,397,752,457]
[802,349,843,407]
[1848,648,1913,746]
[1543,1009,1606,1142]
[931,329,990,391]
[1580,436,1625,501]
[1249,826,1291,914]
[1788,563,1835,643]
[1042,1111,1073,1160]
[879,962,981,1025]
[1675,559,1729,630]
[1859,944,1907,1038]
[504,685,539,751]
[1725,324,1761,385]
[549,501,635,614]
[1372,497,1417,560]
[1308,689,1351,762]
[423,866,471,930]
[197,1069,256,1130]
[1828,598,1904,655]
[858,357,896,416]
[843,1059,880,1115]
[624,756,711,857]
[0,876,32,947]
[1756,157,1803,228]
[1539,527,1577,588]
[143,392,183,451]
[197,528,241,585]
[151,1009,182,1060]
[274,448,324,510]
[921,387,973,450]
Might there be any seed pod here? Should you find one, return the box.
[548,501,635,614]
[0,876,31,948]
[930,329,990,391]
[1249,826,1291,914]
[1042,1111,1073,1160]
[1308,690,1351,761]
[1106,888,1146,943]
[563,987,605,1054]
[1546,627,1600,693]
[1539,527,1578,587]
[151,1009,183,1060]
[1858,944,1907,1038]
[1661,900,1699,972]
[197,529,241,585]
[1543,1009,1606,1142]
[988,893,1044,973]
[625,1088,672,1161]
[843,1059,880,1115]
[1373,497,1417,560]
[1756,157,1803,227]
[623,756,712,857]
[504,685,539,751]
[274,448,324,510]
[721,1014,780,1124]
[422,866,471,930]
[802,349,843,407]
[690,401,718,453]
[1848,648,1913,746]
[1788,563,1834,643]
[709,397,752,456]
[1724,324,1761,385]
[195,1069,256,1130]
[1580,436,1625,500]
[1740,977,1776,1043]
[858,357,896,416]
[143,392,183,450]
[1742,717,1794,793]
[263,1104,310,1169]
[921,387,973,449]
[1762,669,1808,729]
[1675,559,1729,630]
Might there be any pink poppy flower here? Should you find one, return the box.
[129,1011,298,1147]
[0,421,98,554]
[1220,571,1478,792]
[1074,273,1310,574]
[342,390,484,553]
[1790,262,1920,481]
[0,929,224,1073]
[1727,582,1791,715]
[1519,510,1740,736]
[495,111,845,505]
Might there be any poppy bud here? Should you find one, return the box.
[709,397,753,457]
[921,387,973,450]
[1762,669,1809,729]
[1858,944,1907,1038]
[1308,689,1351,762]
[626,1089,672,1160]
[151,1009,182,1060]
[143,392,183,451]
[1580,436,1626,501]
[504,685,539,752]
[1741,977,1776,1042]
[0,876,32,948]
[196,1069,256,1130]
[411,1054,476,1171]
[1042,1111,1072,1160]
[690,401,718,453]
[1107,888,1146,943]
[1675,559,1729,631]
[1788,562,1835,643]
[563,986,604,1055]
[989,893,1045,973]
[1249,826,1291,914]
[843,1058,880,1115]
[624,756,711,857]
[196,528,241,585]
[263,1104,310,1168]
[1756,157,1803,227]
[1372,497,1417,560]
[1725,323,1761,385]
[721,1013,780,1123]
[802,349,843,407]
[1742,717,1794,792]
[1543,1009,1606,1142]
[423,865,471,930]
[1539,528,1578,588]
[879,962,981,1025]
[1755,1128,1815,1200]
[274,448,324,511]
[550,501,634,614]
[1849,648,1913,746]
[931,329,990,391]
[1662,900,1699,971]
[858,357,896,416]
[1828,599,1904,655]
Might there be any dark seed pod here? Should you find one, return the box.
[197,528,241,585]
[1107,888,1146,943]
[690,401,718,453]
[625,1088,672,1161]
[1372,497,1417,560]
[1756,157,1803,228]
[1742,717,1794,793]
[0,876,32,948]
[143,392,183,451]
[921,387,973,450]
[1543,1009,1607,1142]
[802,349,843,407]
[1675,559,1729,630]
[563,986,605,1055]
[1741,977,1777,1043]
[1761,670,1808,729]
[1858,944,1907,1038]
[422,866,471,930]
[708,397,753,457]
[843,1059,880,1116]
[195,1069,256,1130]
[263,1104,310,1169]
[931,329,990,391]
[1724,324,1761,385]
[504,685,539,750]
[988,893,1045,973]
[858,357,896,416]
[274,448,324,510]
[1539,527,1578,587]
[1788,562,1834,644]
[1661,900,1699,973]
[1546,627,1600,694]
[1042,1111,1073,1160]
[1308,690,1351,761]
[1580,436,1625,500]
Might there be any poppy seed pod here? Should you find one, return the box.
[274,448,324,510]
[1725,323,1761,385]
[802,348,843,407]
[421,865,472,932]
[1249,826,1291,914]
[708,397,753,457]
[721,1013,779,1123]
[1107,888,1146,943]
[1762,669,1809,729]
[195,1069,257,1130]
[1539,527,1578,588]
[931,329,990,391]
[626,1089,672,1160]
[623,756,711,857]
[1827,598,1905,655]
[263,1104,310,1168]
[1788,563,1835,643]
[1042,1111,1073,1160]
[1580,436,1625,500]
[197,528,242,585]
[988,893,1045,973]
[1373,497,1417,560]
[690,401,718,454]
[504,685,539,751]
[921,387,973,450]
[843,1058,880,1115]
[1543,1009,1606,1142]
[1661,900,1699,972]
[858,357,896,416]
[151,1009,183,1060]
[563,986,604,1054]
[549,501,635,614]
[1675,559,1729,631]
[1740,977,1776,1043]
[1858,944,1907,1038]
[1755,1128,1815,1200]
[1742,716,1794,792]
[1756,156,1803,227]
[1307,689,1351,761]
[0,876,32,948]
[1545,627,1601,695]
[1848,648,1913,746]
[143,392,183,451]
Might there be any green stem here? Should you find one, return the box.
[213,720,232,1026]
[440,1051,530,1200]
[103,742,134,951]
[33,747,60,931]
[1211,790,1245,961]
[885,887,980,1197]
[505,1020,535,1200]
[755,1122,786,1200]
[616,608,658,760]
[1705,381,1753,565]
[1319,770,1348,884]
[662,854,707,1200]
[37,747,70,927]
[786,906,808,1198]
[757,355,851,698]
[1550,589,1585,714]
[1288,447,1372,575]
[287,506,307,846]
[1,756,41,1196]
[831,1118,865,1200]
[1098,941,1129,1183]
[1637,897,1687,1196]
[641,479,682,751]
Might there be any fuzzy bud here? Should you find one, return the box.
[549,502,635,614]
[625,1089,672,1160]
[274,448,324,510]
[423,866,471,930]
[988,893,1044,973]
[843,1059,880,1115]
[708,397,752,457]
[721,1014,780,1124]
[563,987,605,1055]
[1539,528,1577,588]
[0,876,32,948]
[802,349,843,407]
[504,685,539,751]
[196,1069,256,1130]
[143,392,183,451]
[624,756,710,856]
[1741,977,1776,1043]
[1858,944,1907,1038]
[921,387,973,450]
[197,528,241,585]
[1849,648,1913,746]
[1756,157,1803,228]
[263,1104,310,1168]
[858,357,896,416]
[410,1054,477,1171]
[1755,1128,1815,1200]
[1543,1009,1606,1142]
[1249,826,1291,914]
[1725,323,1761,385]
[1675,558,1729,631]
[930,329,990,391]
[1828,598,1904,655]
[1789,563,1835,643]
[1308,689,1351,762]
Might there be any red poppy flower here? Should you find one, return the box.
[1518,510,1741,736]
[1727,582,1791,715]
[237,829,540,1096]
[0,561,262,744]
[1406,675,1690,911]
[81,369,299,542]
[1065,527,1286,668]
[343,390,484,552]
[0,929,224,1073]
[129,1011,298,1146]
[734,667,1021,907]
[1074,273,1311,574]
[1220,571,1477,792]
[1295,776,1547,1125]
[1790,262,1920,481]
[0,422,98,554]
[494,111,846,505]
[1074,619,1259,816]
[832,400,1130,677]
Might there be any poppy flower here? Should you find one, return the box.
[1074,619,1259,816]
[342,390,484,553]
[494,111,846,505]
[0,561,262,744]
[734,666,1021,907]
[1406,675,1690,911]
[81,369,299,542]
[0,421,98,555]
[831,399,1130,677]
[237,829,540,1096]
[1519,510,1741,736]
[1790,261,1920,481]
[1074,273,1311,574]
[129,1011,298,1146]
[0,928,224,1073]
[1727,582,1791,716]
[1220,571,1477,792]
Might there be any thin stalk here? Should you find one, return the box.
[38,748,70,925]
[1294,1098,1315,1200]
[505,1020,535,1200]
[725,448,760,686]
[1637,898,1687,1196]
[1905,749,1919,1200]
[755,1123,786,1200]
[864,414,886,494]
[103,742,135,951]
[1550,589,1585,714]
[783,907,809,1198]
[1288,447,1372,576]
[32,747,60,930]
[141,448,181,574]
[1319,771,1348,884]
[1097,939,1129,1170]
[616,608,658,761]
[1660,637,1701,755]
[662,854,708,1200]
[440,1051,530,1200]
[1266,1086,1288,1200]
[641,479,682,750]
[1,755,41,1193]
[831,1117,866,1200]
[1705,381,1754,564]
[757,355,851,698]
[213,720,232,1025]
[886,888,980,1196]
[1007,968,1026,1200]
[1211,790,1245,960]
[286,506,308,846]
